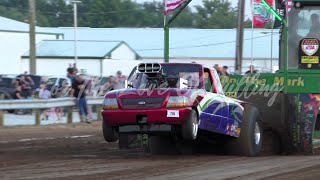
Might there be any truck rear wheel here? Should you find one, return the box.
[315,115,320,130]
[182,109,198,141]
[227,104,263,156]
[102,120,119,142]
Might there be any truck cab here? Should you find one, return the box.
[222,0,320,155]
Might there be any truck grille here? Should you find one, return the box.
[121,97,164,109]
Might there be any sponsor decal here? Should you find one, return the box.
[301,56,319,64]
[301,39,319,56]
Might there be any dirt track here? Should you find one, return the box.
[1,122,320,180]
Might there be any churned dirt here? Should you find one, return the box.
[1,122,320,180]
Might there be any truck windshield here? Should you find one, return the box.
[129,64,202,89]
[288,6,320,68]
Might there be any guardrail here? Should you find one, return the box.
[0,97,104,127]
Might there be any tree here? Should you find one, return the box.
[194,0,238,29]
[0,0,243,29]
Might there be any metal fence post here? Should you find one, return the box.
[96,105,102,121]
[0,110,4,127]
[67,107,73,124]
[0,95,4,127]
[35,109,41,125]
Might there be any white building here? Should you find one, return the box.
[0,16,281,75]
[51,27,280,73]
[21,40,141,76]
[0,17,62,74]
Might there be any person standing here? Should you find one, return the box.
[39,84,52,120]
[113,71,126,90]
[221,66,230,76]
[71,74,90,123]
[245,65,259,74]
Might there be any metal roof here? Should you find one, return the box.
[22,40,131,59]
[41,27,280,59]
[0,16,280,60]
[0,16,62,35]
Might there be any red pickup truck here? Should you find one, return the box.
[101,63,262,156]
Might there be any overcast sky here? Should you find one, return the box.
[134,0,252,19]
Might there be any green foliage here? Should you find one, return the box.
[194,0,237,29]
[0,0,248,29]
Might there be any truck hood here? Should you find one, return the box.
[105,88,206,108]
[105,88,205,99]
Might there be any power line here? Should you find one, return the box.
[136,34,275,51]
[0,4,142,15]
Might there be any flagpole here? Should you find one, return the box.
[251,0,254,74]
[164,0,169,63]
[271,16,274,72]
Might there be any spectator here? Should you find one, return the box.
[98,76,114,96]
[67,64,74,79]
[14,79,23,100]
[245,65,259,74]
[113,71,126,90]
[71,74,90,123]
[85,79,94,121]
[39,84,52,120]
[221,66,230,76]
[25,75,35,90]
[215,65,222,75]
[213,64,219,71]
[55,82,70,120]
[14,79,25,115]
[21,82,32,99]
[73,63,78,75]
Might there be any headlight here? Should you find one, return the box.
[166,96,189,108]
[103,98,119,110]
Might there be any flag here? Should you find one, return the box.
[164,0,189,15]
[252,0,274,28]
[287,0,293,12]
[273,0,293,28]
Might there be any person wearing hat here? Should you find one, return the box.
[113,71,127,90]
[221,66,230,76]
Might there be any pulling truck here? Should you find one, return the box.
[222,0,320,154]
[101,63,263,156]
[101,0,320,156]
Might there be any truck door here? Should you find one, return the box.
[210,69,230,130]
[199,68,223,132]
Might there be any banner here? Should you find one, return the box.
[252,0,274,28]
[274,0,293,28]
[164,0,189,15]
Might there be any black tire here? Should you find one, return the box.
[315,115,320,130]
[227,104,263,156]
[102,120,119,142]
[182,109,198,141]
[149,136,177,155]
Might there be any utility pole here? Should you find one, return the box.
[71,1,81,66]
[235,0,245,74]
[29,0,36,75]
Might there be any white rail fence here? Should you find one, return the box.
[0,97,104,127]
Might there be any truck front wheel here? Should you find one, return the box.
[182,109,198,141]
[102,120,119,142]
